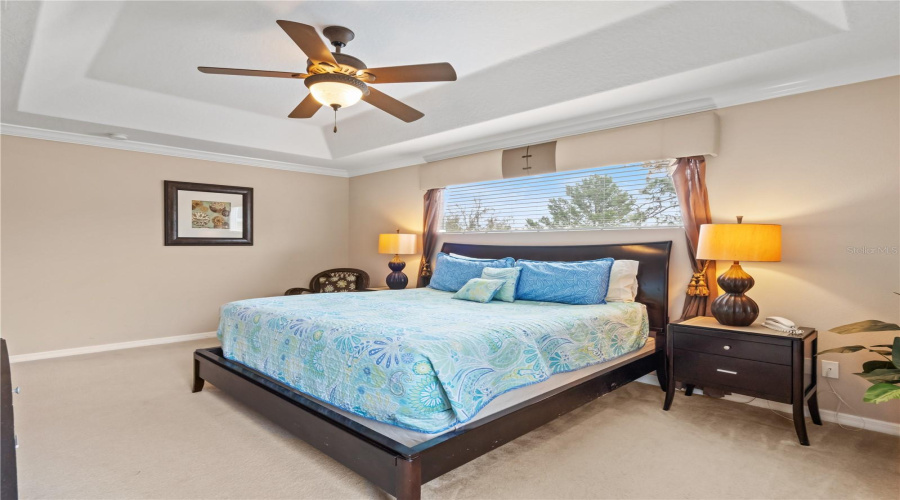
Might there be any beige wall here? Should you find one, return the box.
[349,77,900,423]
[1,136,349,355]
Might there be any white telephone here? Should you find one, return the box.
[764,316,799,334]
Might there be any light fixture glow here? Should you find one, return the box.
[310,81,363,108]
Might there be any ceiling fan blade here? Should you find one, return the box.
[276,20,338,67]
[365,63,457,83]
[198,67,308,79]
[289,94,322,118]
[362,87,424,122]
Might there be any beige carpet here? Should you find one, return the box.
[9,339,899,499]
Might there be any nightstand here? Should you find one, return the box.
[663,316,821,445]
[363,286,392,291]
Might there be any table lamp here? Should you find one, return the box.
[696,216,781,326]
[378,230,418,289]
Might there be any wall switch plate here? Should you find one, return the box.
[822,360,840,379]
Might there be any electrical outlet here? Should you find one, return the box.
[822,360,840,379]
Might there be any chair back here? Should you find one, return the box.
[309,268,370,293]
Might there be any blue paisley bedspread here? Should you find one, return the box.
[217,288,649,433]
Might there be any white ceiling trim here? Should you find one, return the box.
[0,124,350,178]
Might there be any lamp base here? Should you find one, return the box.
[386,255,408,290]
[710,262,759,327]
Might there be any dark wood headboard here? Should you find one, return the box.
[439,241,672,334]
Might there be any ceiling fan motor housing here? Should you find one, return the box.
[307,52,369,79]
[304,73,370,96]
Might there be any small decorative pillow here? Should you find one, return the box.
[481,267,521,302]
[452,278,507,303]
[606,260,640,302]
[428,253,515,292]
[515,258,614,305]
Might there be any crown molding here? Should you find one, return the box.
[0,124,350,178]
[422,98,717,164]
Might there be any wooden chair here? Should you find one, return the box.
[285,268,370,295]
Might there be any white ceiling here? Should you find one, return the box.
[2,1,898,177]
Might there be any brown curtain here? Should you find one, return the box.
[417,188,444,288]
[670,156,718,319]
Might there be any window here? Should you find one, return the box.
[441,159,681,233]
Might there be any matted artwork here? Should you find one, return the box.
[164,181,253,246]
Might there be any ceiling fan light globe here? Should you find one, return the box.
[304,73,368,109]
[310,81,363,108]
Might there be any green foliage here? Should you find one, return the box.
[854,369,900,383]
[525,173,679,230]
[525,175,635,229]
[819,345,866,354]
[894,337,900,369]
[630,177,681,226]
[830,320,900,334]
[823,320,899,404]
[862,383,900,403]
[862,360,895,372]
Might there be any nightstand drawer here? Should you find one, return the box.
[673,349,791,401]
[674,329,791,365]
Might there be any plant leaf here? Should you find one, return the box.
[869,350,892,355]
[830,320,900,334]
[818,346,866,354]
[870,344,894,348]
[893,337,900,369]
[862,360,896,372]
[853,369,900,383]
[862,383,900,403]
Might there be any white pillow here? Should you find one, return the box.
[606,260,639,302]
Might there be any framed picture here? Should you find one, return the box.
[164,181,253,246]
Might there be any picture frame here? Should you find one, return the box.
[164,181,253,246]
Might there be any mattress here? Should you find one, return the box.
[217,288,649,433]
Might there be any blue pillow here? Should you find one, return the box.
[452,278,507,303]
[515,258,614,305]
[449,253,495,261]
[481,267,521,302]
[428,253,515,292]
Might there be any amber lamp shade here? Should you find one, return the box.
[696,221,781,326]
[378,231,417,289]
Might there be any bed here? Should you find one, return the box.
[193,241,671,499]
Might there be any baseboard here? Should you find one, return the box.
[635,375,900,437]
[8,332,218,363]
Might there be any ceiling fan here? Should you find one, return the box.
[198,21,457,132]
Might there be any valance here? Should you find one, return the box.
[418,111,719,190]
[556,112,719,172]
[419,150,502,190]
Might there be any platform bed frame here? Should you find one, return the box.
[193,241,672,500]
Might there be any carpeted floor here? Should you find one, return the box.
[9,339,900,499]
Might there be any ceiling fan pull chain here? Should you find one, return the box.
[332,104,339,133]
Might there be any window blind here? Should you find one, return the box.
[442,159,681,233]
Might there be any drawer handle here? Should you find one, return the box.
[717,369,738,375]
[723,345,731,351]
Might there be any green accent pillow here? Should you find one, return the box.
[451,278,507,303]
[481,267,521,302]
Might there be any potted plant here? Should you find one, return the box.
[820,320,900,403]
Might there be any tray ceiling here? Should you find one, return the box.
[2,1,898,176]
